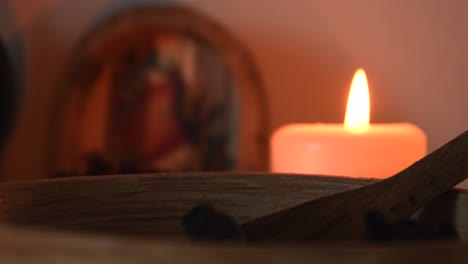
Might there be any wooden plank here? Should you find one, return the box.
[0,173,375,238]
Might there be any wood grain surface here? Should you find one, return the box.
[0,172,375,238]
[0,171,466,240]
[0,172,467,262]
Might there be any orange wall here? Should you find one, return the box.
[2,0,468,181]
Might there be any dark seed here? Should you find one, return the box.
[182,203,243,242]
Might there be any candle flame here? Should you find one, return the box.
[344,68,370,133]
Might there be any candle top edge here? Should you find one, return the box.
[273,123,426,137]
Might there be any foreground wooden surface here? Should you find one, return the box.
[0,224,467,263]
[0,172,467,240]
[0,173,467,262]
[0,173,375,238]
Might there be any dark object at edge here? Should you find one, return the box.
[0,40,16,153]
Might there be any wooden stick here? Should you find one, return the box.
[243,131,468,241]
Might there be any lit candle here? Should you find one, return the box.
[271,69,427,179]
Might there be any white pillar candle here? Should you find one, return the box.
[271,69,427,179]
